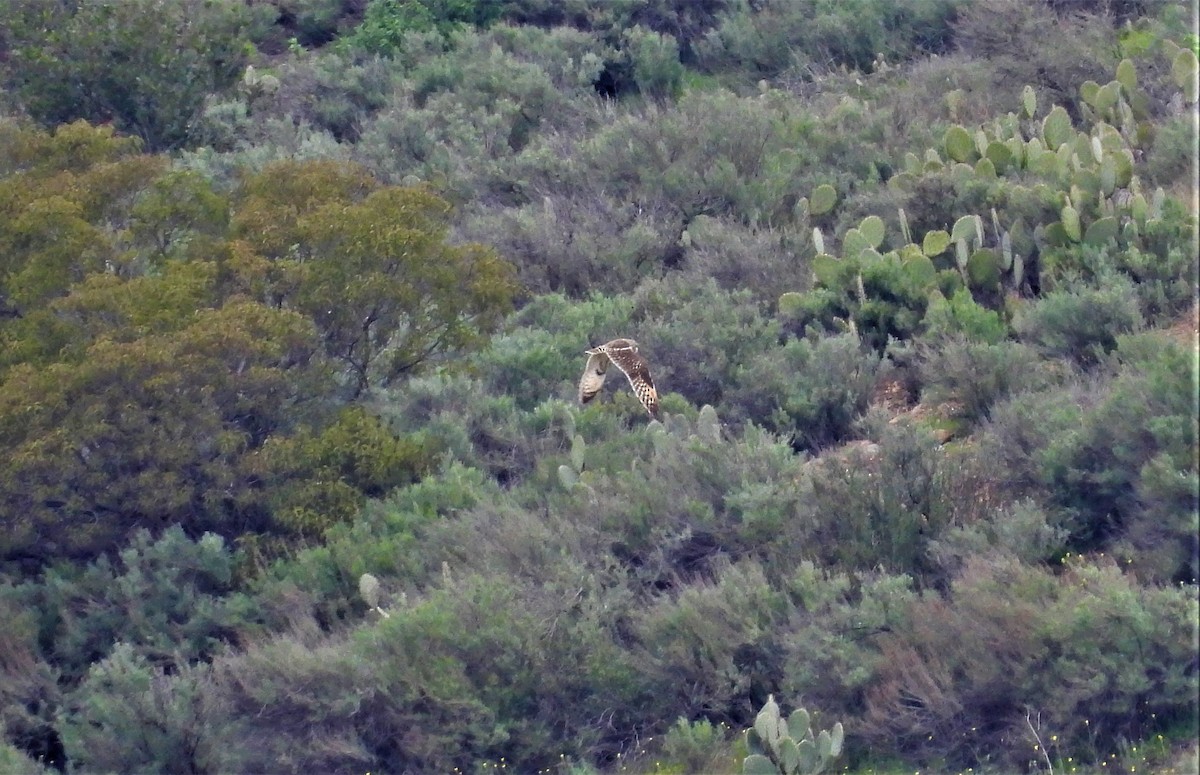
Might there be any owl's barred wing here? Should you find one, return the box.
[578,351,610,405]
[607,349,660,418]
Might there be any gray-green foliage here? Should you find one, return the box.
[697,0,959,78]
[916,337,1058,424]
[1,527,238,684]
[1,5,1197,774]
[59,644,223,774]
[799,422,956,578]
[624,26,685,99]
[1,0,265,150]
[743,695,843,775]
[635,277,782,409]
[861,554,1198,768]
[1013,276,1144,365]
[727,334,879,451]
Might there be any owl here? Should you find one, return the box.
[578,338,660,419]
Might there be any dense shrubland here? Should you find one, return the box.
[0,0,1197,772]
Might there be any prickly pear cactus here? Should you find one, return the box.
[742,695,844,775]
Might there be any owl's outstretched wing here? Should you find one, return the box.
[578,351,610,405]
[606,348,659,419]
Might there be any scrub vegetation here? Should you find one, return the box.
[0,0,1196,772]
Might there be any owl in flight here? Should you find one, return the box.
[579,338,660,419]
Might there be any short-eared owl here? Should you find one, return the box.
[578,338,659,419]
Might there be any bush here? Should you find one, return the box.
[696,0,959,80]
[928,498,1070,574]
[0,598,61,770]
[1145,112,1200,188]
[1,528,240,684]
[1013,276,1144,366]
[951,0,1117,112]
[727,334,879,452]
[206,570,649,773]
[861,555,1198,770]
[1,0,266,151]
[916,338,1056,424]
[632,561,791,726]
[679,216,812,305]
[343,0,503,54]
[1042,333,1198,579]
[624,26,685,99]
[920,287,1008,344]
[778,564,916,721]
[636,277,781,411]
[59,645,223,774]
[797,421,955,579]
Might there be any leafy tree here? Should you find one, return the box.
[0,118,143,177]
[0,122,166,321]
[233,160,518,395]
[254,406,438,536]
[0,298,331,562]
[126,169,232,266]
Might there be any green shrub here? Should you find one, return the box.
[636,277,781,410]
[272,0,351,47]
[916,338,1056,424]
[951,0,1117,110]
[778,564,916,719]
[681,217,812,305]
[728,334,879,452]
[624,26,685,99]
[920,287,1008,344]
[207,570,648,773]
[1,0,266,151]
[928,498,1070,573]
[343,0,503,54]
[798,421,954,579]
[1145,112,1200,187]
[1,528,240,684]
[696,0,959,79]
[0,598,61,771]
[632,561,791,723]
[1041,333,1198,579]
[861,555,1199,770]
[59,645,223,774]
[1013,276,1144,365]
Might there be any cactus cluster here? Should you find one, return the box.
[647,405,723,458]
[358,572,396,618]
[787,48,1190,336]
[742,695,844,775]
[557,432,589,489]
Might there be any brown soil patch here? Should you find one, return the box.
[1165,302,1199,348]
